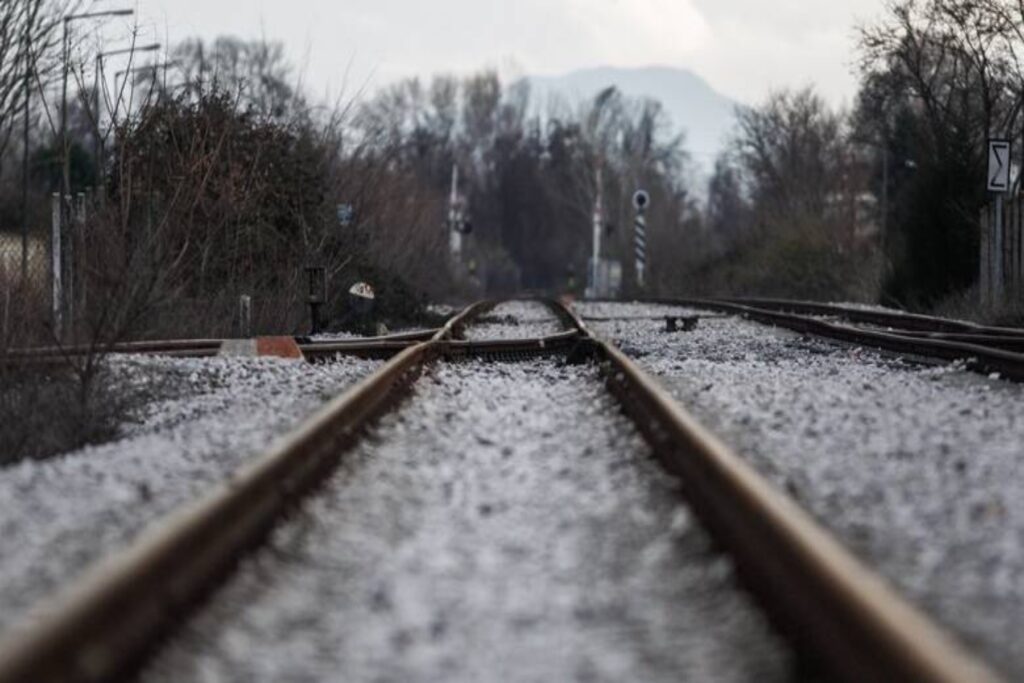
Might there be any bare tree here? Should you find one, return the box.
[0,0,74,172]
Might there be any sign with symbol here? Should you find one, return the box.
[988,139,1011,192]
[632,190,650,212]
[336,203,355,227]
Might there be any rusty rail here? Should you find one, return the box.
[554,299,1001,683]
[648,297,1024,382]
[5,329,442,363]
[0,298,1002,682]
[719,296,1024,337]
[0,300,575,683]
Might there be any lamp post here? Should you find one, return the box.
[58,8,132,338]
[112,61,178,118]
[21,15,31,281]
[62,9,133,201]
[95,43,160,179]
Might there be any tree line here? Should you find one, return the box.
[2,0,1022,341]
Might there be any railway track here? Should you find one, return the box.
[643,297,1024,382]
[2,328,442,366]
[722,297,1024,337]
[0,299,1002,682]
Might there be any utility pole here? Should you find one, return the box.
[58,9,133,337]
[20,13,31,282]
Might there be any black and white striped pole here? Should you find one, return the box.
[633,189,649,289]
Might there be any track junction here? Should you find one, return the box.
[0,298,1017,682]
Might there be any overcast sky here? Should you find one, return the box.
[122,0,888,107]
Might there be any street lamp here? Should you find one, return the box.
[112,61,178,113]
[95,43,160,176]
[61,9,133,201]
[58,8,133,339]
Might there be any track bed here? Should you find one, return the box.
[141,359,790,682]
[579,300,1024,678]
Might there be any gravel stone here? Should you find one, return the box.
[142,359,791,683]
[578,300,1024,679]
[462,300,564,340]
[0,354,379,636]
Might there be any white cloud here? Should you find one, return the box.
[131,0,887,105]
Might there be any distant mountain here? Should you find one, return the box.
[526,66,740,176]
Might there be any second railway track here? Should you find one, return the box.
[0,299,1003,682]
[636,296,1024,381]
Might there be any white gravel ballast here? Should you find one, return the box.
[578,300,1024,679]
[0,354,379,636]
[142,359,791,683]
[461,300,565,340]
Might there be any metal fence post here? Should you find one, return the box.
[50,192,63,339]
[239,295,252,338]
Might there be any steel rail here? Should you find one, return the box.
[2,297,999,681]
[659,298,1024,382]
[867,330,1024,354]
[298,328,440,345]
[434,300,496,341]
[0,339,435,683]
[6,338,224,359]
[554,299,1002,683]
[719,296,1024,337]
[300,340,417,361]
[7,329,443,362]
[0,300,578,683]
[444,330,581,359]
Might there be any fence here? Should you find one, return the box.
[979,197,1024,308]
[0,226,51,342]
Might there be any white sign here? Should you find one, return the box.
[988,139,1011,192]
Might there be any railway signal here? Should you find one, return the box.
[447,165,471,264]
[633,189,650,288]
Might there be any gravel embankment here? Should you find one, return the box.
[578,300,1024,679]
[143,359,791,683]
[462,300,564,340]
[0,354,379,635]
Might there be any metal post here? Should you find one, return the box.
[238,295,252,338]
[590,165,603,297]
[51,193,63,338]
[995,193,1004,305]
[633,189,650,290]
[305,266,326,336]
[72,191,86,321]
[635,211,647,288]
[881,144,888,251]
[94,53,102,181]
[20,15,30,283]
[448,164,462,261]
[61,20,70,214]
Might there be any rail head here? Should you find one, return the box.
[432,301,496,341]
[652,298,1024,383]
